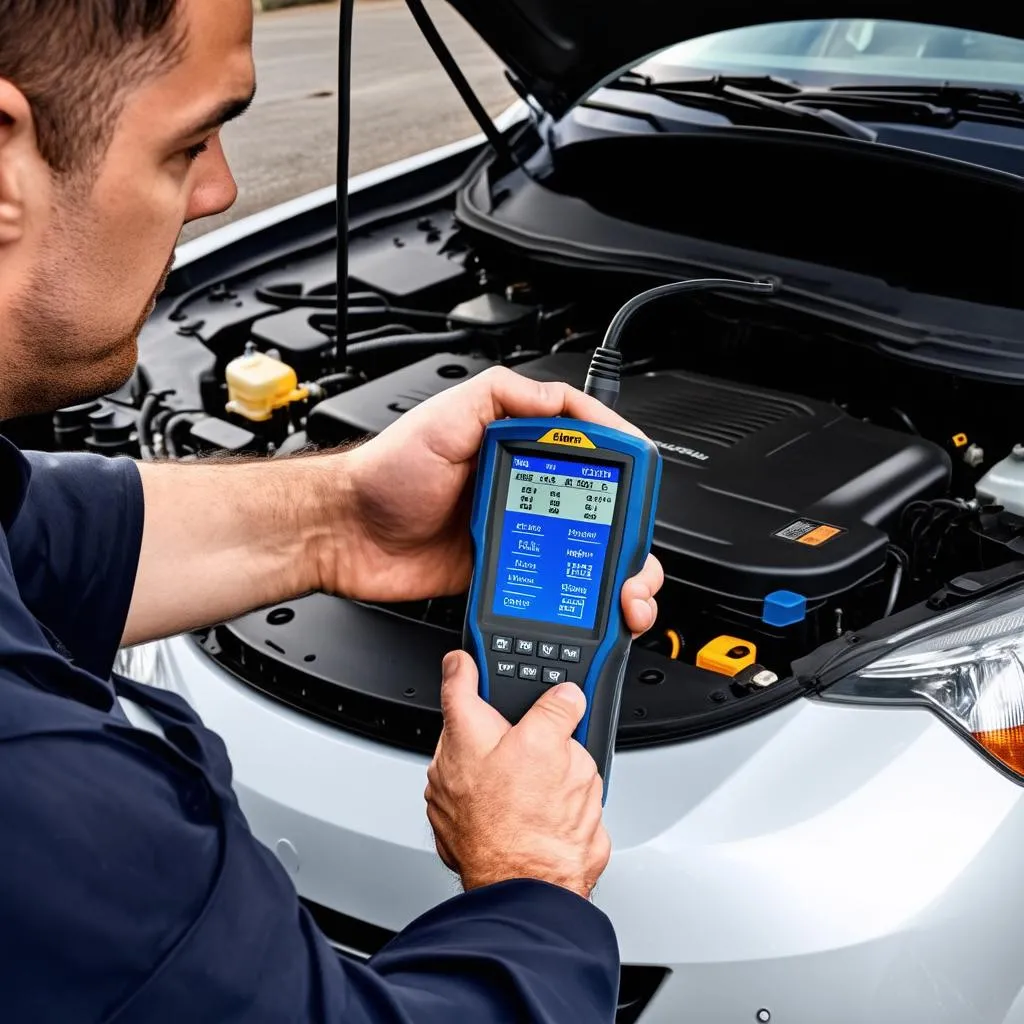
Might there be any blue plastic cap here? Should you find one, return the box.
[763,590,807,627]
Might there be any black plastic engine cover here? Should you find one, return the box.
[519,353,952,603]
[305,348,950,604]
[306,352,497,444]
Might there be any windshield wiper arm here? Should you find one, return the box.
[827,83,1023,106]
[608,74,878,142]
[775,83,1024,129]
[619,73,806,95]
[721,81,879,142]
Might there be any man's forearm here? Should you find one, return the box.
[123,455,352,647]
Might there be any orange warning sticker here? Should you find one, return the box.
[773,518,845,546]
[797,525,842,546]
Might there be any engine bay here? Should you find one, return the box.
[12,194,1024,748]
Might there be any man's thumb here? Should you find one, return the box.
[517,683,587,741]
[439,651,509,746]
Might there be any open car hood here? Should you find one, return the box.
[444,0,1024,117]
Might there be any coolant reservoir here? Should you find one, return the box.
[225,350,308,422]
[976,445,1024,516]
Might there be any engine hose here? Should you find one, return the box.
[256,287,386,310]
[163,412,204,460]
[345,329,474,360]
[137,390,175,461]
[354,305,503,327]
[255,286,507,331]
[883,561,904,617]
[347,305,447,322]
[306,312,419,341]
[347,324,419,343]
[314,372,362,396]
[320,304,494,328]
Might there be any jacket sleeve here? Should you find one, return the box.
[0,720,620,1024]
[355,880,621,1023]
[6,450,144,677]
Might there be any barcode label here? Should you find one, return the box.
[774,518,844,546]
[776,520,817,540]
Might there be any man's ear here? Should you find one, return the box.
[0,78,41,246]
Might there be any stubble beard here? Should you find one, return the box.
[2,248,176,420]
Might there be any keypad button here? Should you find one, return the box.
[515,639,535,656]
[560,645,581,663]
[538,642,559,660]
[542,667,566,685]
[518,663,540,681]
[495,660,516,677]
[491,635,513,653]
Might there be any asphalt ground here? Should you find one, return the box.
[180,0,513,242]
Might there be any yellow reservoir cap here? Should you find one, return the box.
[696,635,758,677]
[225,351,308,423]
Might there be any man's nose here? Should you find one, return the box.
[185,136,239,223]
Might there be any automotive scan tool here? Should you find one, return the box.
[463,417,662,794]
[462,278,784,793]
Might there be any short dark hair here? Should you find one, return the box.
[0,0,186,174]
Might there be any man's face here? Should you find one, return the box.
[0,0,255,418]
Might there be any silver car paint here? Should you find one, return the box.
[151,629,1024,1022]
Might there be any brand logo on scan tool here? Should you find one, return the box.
[652,439,710,462]
[537,428,596,449]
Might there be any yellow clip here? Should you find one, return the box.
[952,433,969,449]
[665,629,682,660]
[696,636,757,677]
[537,428,596,449]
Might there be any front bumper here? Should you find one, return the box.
[156,633,1024,1023]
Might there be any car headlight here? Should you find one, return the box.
[820,586,1024,779]
[113,641,175,691]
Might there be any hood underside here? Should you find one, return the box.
[444,0,1024,116]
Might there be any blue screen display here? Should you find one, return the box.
[491,454,621,630]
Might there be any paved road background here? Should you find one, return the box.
[181,0,513,242]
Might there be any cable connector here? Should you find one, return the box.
[583,346,623,410]
[583,276,780,409]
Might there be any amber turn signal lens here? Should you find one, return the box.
[973,725,1024,776]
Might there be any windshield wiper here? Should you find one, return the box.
[790,83,1024,129]
[606,74,878,142]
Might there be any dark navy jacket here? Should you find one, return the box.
[0,437,620,1023]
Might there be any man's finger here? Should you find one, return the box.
[438,651,510,749]
[476,367,648,441]
[515,682,587,745]
[624,594,654,635]
[639,553,665,596]
[621,555,664,635]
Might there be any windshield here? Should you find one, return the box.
[636,20,1024,90]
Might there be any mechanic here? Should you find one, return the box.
[0,0,665,1021]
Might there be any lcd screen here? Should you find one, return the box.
[490,453,621,631]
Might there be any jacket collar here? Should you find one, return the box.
[0,435,31,532]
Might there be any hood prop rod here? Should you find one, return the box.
[336,0,356,358]
[403,0,527,177]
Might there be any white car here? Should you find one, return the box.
[21,5,1024,1022]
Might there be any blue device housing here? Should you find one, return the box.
[463,417,662,799]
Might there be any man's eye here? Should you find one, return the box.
[186,140,210,162]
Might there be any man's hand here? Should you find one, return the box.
[425,651,610,900]
[329,366,664,630]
